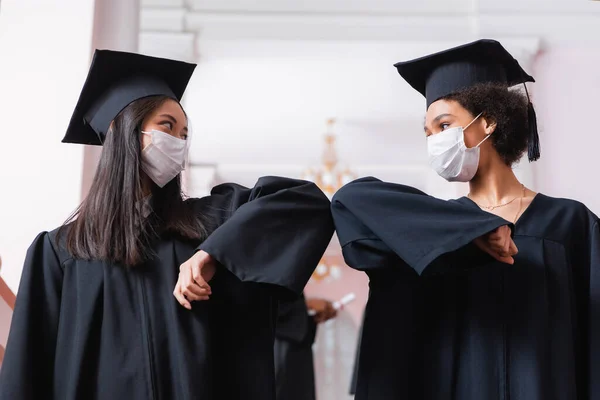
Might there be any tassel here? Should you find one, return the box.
[527,102,540,162]
[522,82,540,162]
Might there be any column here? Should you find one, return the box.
[81,0,141,199]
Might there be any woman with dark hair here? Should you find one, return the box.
[0,50,334,400]
[332,40,599,400]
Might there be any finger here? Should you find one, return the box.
[489,240,509,257]
[479,241,509,262]
[493,247,511,258]
[490,227,507,241]
[488,229,501,241]
[184,284,211,297]
[491,242,513,257]
[489,227,508,249]
[491,225,508,238]
[500,228,511,255]
[508,239,519,255]
[191,263,212,293]
[194,277,211,294]
[492,253,514,265]
[489,239,507,255]
[190,260,211,290]
[183,287,210,300]
[489,234,510,257]
[489,235,504,245]
[173,283,192,310]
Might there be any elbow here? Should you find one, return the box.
[331,183,353,206]
[308,182,331,206]
[332,176,377,208]
[262,176,332,216]
[256,176,320,193]
[289,179,331,207]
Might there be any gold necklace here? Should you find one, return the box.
[512,189,525,224]
[468,184,526,212]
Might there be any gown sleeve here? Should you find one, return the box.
[197,176,334,296]
[331,176,512,275]
[0,232,63,400]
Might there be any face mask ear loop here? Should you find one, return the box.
[464,111,483,131]
[463,111,489,148]
[475,132,492,148]
[140,130,152,152]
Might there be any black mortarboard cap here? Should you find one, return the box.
[62,50,197,146]
[394,39,540,161]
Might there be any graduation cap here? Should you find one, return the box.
[62,50,197,146]
[394,39,540,162]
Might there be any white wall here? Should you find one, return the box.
[0,0,95,292]
[185,40,425,166]
[533,45,600,214]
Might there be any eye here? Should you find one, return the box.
[440,123,451,131]
[160,121,173,130]
[181,134,189,141]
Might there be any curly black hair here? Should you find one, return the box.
[442,83,530,166]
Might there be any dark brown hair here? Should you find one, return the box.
[443,82,530,166]
[60,96,207,266]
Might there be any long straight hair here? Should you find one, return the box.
[61,96,207,266]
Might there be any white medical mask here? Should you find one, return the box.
[427,112,490,182]
[140,129,188,188]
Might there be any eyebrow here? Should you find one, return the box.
[424,113,455,132]
[159,113,188,133]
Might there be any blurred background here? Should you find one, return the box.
[0,0,599,396]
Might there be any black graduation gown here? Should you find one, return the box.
[0,176,334,400]
[331,176,599,400]
[274,294,318,400]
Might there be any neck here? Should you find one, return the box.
[468,154,522,204]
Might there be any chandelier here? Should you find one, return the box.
[302,119,356,199]
[302,118,356,282]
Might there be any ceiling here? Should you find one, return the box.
[138,0,591,188]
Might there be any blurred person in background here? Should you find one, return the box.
[275,294,337,400]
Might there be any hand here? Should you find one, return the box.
[173,250,217,310]
[473,225,518,265]
[306,298,337,323]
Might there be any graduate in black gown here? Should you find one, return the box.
[274,294,337,400]
[0,50,334,400]
[331,39,599,400]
